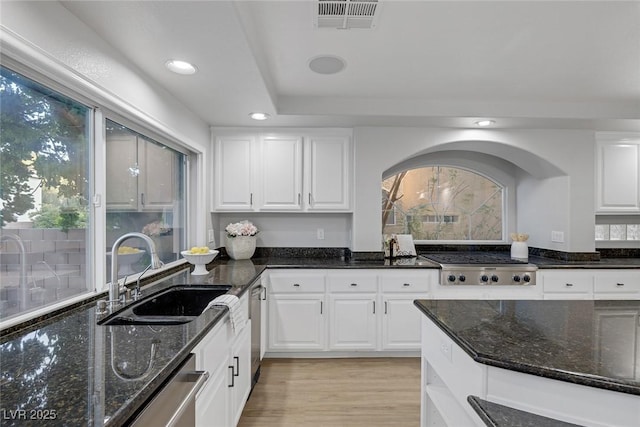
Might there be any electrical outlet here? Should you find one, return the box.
[551,231,564,243]
[317,228,325,240]
[208,229,215,244]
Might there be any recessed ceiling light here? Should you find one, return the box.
[165,59,198,75]
[475,120,495,127]
[249,112,270,121]
[309,55,346,75]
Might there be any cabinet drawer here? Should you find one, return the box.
[268,272,325,293]
[327,273,378,293]
[542,272,592,293]
[594,272,640,294]
[380,273,430,293]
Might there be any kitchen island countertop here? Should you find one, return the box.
[414,299,640,395]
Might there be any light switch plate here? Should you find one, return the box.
[551,231,564,243]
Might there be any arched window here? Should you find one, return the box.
[382,166,504,241]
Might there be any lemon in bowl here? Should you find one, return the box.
[181,247,219,275]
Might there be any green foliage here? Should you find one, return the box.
[0,67,89,226]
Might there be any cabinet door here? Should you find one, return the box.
[214,136,256,210]
[268,294,326,351]
[382,294,424,350]
[260,136,303,210]
[329,293,378,350]
[138,138,177,211]
[196,363,230,427]
[596,139,640,212]
[106,135,139,210]
[305,136,351,210]
[230,322,252,426]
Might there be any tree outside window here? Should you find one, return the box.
[382,167,503,241]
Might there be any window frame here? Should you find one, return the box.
[0,54,202,328]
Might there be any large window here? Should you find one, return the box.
[0,64,191,324]
[1,66,93,320]
[382,166,504,241]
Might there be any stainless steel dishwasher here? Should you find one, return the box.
[130,354,208,426]
[249,280,262,389]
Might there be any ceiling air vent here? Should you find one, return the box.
[315,0,380,30]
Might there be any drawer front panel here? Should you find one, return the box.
[380,273,430,293]
[327,273,378,293]
[594,273,640,294]
[542,273,592,293]
[269,273,325,293]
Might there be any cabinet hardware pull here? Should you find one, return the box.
[616,283,625,287]
[228,366,235,387]
[385,301,388,314]
[320,301,323,314]
[261,286,267,300]
[293,283,300,287]
[140,192,145,206]
[298,193,301,204]
[350,283,358,287]
[234,356,239,376]
[308,193,312,205]
[373,301,376,314]
[403,283,411,287]
[565,283,573,287]
[250,193,253,206]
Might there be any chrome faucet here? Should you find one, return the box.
[109,232,162,308]
[1,233,28,310]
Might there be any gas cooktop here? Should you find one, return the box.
[421,252,537,286]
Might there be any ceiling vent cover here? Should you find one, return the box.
[315,0,380,29]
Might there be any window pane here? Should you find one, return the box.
[105,120,185,283]
[1,66,92,321]
[382,167,503,241]
[595,224,610,241]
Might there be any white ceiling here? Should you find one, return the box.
[61,0,640,130]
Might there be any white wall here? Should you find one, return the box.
[353,127,596,253]
[212,213,352,249]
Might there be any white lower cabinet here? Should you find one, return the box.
[268,270,326,351]
[194,293,251,427]
[230,323,251,426]
[266,269,435,354]
[381,272,432,350]
[328,272,378,350]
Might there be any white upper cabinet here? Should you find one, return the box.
[214,135,256,211]
[596,133,640,213]
[260,135,303,210]
[305,136,351,210]
[212,130,352,212]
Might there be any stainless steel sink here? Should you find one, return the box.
[99,285,232,326]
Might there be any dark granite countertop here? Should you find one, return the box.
[414,299,640,396]
[0,256,438,427]
[528,255,640,269]
[0,262,265,427]
[467,396,583,427]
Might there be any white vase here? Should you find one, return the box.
[226,235,257,260]
[511,241,528,261]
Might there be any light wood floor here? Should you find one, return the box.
[238,358,421,427]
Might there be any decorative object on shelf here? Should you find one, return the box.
[225,221,258,260]
[181,247,219,275]
[510,232,529,261]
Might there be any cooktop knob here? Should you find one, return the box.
[447,274,456,283]
[491,275,499,283]
[480,274,489,283]
[512,275,522,283]
[458,275,466,282]
[523,274,531,283]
